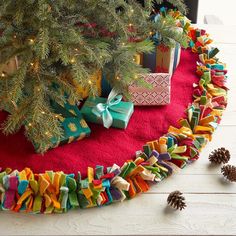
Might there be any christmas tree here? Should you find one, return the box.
[0,0,188,153]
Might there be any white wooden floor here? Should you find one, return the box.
[0,25,236,236]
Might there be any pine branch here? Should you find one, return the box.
[153,0,187,14]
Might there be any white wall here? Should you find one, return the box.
[198,0,236,25]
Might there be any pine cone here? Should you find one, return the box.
[221,165,236,182]
[209,147,230,164]
[167,190,186,210]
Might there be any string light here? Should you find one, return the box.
[13,35,17,39]
[88,80,92,85]
[116,76,121,80]
[29,38,35,44]
[30,62,34,66]
[70,58,76,64]
[75,48,79,52]
[129,23,133,27]
[122,42,125,46]
[130,9,134,13]
[1,72,6,78]
[28,123,32,127]
[45,131,49,136]
[149,31,153,35]
[41,111,45,114]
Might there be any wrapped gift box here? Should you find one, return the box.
[128,73,171,106]
[101,73,112,97]
[142,51,157,73]
[72,70,102,99]
[50,101,91,145]
[142,43,181,74]
[81,96,134,129]
[32,101,91,152]
[101,53,143,98]
[155,43,181,74]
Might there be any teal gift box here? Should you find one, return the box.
[32,101,91,152]
[81,90,134,129]
[50,101,91,146]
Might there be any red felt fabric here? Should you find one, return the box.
[0,49,199,176]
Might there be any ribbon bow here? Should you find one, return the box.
[92,89,123,129]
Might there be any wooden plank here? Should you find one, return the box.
[221,111,236,125]
[1,194,236,235]
[148,173,236,194]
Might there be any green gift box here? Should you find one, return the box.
[81,90,134,129]
[50,101,91,146]
[32,101,91,152]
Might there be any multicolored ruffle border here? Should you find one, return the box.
[0,25,228,214]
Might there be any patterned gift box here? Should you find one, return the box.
[81,94,134,129]
[32,101,91,152]
[142,43,181,74]
[51,101,91,145]
[128,73,171,106]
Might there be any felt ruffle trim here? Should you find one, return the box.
[0,25,228,214]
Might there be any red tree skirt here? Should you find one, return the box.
[0,49,199,176]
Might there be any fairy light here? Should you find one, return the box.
[88,80,92,85]
[1,72,6,78]
[149,31,153,35]
[28,123,32,127]
[41,111,45,114]
[122,42,125,46]
[129,23,133,27]
[116,76,121,80]
[30,62,34,66]
[130,9,134,13]
[45,131,49,136]
[70,58,76,64]
[75,48,79,52]
[29,38,35,44]
[13,35,17,39]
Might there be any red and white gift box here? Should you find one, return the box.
[129,73,171,106]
